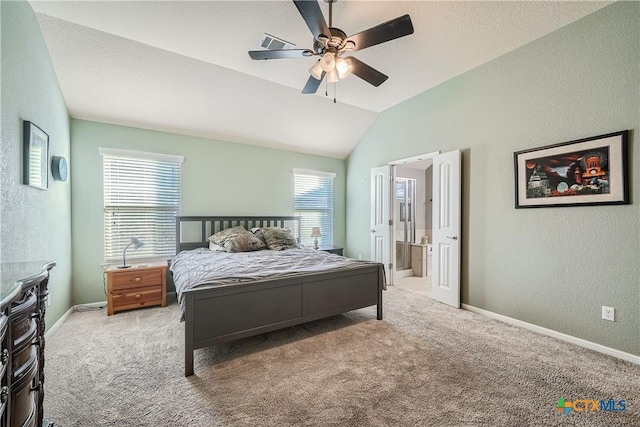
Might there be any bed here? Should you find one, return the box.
[172,216,385,376]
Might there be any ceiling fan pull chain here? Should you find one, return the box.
[334,82,337,104]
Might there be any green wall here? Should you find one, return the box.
[0,1,72,327]
[346,2,639,356]
[70,119,346,304]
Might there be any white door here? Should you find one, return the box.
[431,150,461,307]
[370,166,391,285]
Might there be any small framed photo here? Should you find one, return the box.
[514,130,629,208]
[23,121,49,190]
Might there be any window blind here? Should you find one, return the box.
[294,169,335,247]
[102,149,182,262]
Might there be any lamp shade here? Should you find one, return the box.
[309,60,324,80]
[310,227,322,237]
[326,69,339,83]
[335,57,352,79]
[319,52,335,72]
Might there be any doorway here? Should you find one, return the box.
[370,150,461,308]
[394,163,432,295]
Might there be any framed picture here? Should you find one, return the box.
[23,121,49,189]
[514,130,629,208]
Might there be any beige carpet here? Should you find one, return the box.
[44,288,639,426]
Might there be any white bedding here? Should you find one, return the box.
[170,247,379,304]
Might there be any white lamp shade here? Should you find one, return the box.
[335,57,352,79]
[320,52,336,72]
[309,60,324,80]
[326,69,339,83]
[310,227,322,237]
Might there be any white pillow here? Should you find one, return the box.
[209,242,226,252]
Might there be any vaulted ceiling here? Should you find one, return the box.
[30,1,611,158]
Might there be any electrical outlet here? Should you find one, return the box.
[602,306,615,322]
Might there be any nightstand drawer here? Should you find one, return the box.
[111,269,162,290]
[112,286,162,309]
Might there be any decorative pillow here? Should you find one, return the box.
[208,226,266,253]
[251,226,291,244]
[209,242,226,252]
[257,227,299,251]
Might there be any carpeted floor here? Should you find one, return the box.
[44,288,639,426]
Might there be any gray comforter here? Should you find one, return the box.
[170,247,380,304]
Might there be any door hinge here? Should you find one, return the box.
[388,175,393,182]
[389,263,393,270]
[389,219,393,226]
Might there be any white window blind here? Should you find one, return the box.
[101,149,183,262]
[294,169,335,247]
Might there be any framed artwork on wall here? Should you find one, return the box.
[514,130,629,208]
[23,121,49,190]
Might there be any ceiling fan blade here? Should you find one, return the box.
[347,57,388,87]
[293,0,330,41]
[302,73,325,94]
[346,14,414,52]
[249,49,312,60]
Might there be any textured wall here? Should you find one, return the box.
[70,119,346,304]
[0,1,72,326]
[346,2,639,355]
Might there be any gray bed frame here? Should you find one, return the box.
[174,216,384,376]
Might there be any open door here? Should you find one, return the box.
[370,166,391,285]
[431,150,461,308]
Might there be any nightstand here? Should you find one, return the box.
[318,246,344,256]
[105,262,167,315]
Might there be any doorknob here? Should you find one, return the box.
[446,235,458,240]
[370,229,376,233]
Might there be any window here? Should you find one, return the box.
[294,169,335,247]
[101,148,183,262]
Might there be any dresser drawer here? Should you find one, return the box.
[110,269,162,290]
[112,287,162,310]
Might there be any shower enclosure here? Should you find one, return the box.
[395,177,416,272]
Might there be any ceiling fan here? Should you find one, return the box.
[248,0,414,95]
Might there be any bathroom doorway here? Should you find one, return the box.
[394,162,433,296]
[370,150,461,307]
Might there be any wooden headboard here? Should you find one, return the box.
[175,216,302,253]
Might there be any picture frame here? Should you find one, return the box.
[514,130,629,208]
[23,121,49,190]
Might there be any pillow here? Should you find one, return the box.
[209,242,226,252]
[257,227,299,251]
[251,226,291,244]
[208,226,266,253]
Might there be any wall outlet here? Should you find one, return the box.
[602,306,615,322]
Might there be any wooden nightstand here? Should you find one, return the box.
[318,246,344,256]
[105,262,167,316]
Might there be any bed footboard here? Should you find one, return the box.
[183,264,384,376]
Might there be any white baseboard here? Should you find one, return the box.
[462,303,640,365]
[44,301,107,339]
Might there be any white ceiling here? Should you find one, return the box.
[30,1,611,159]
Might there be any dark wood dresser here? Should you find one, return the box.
[0,261,55,427]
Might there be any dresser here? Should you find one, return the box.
[105,263,167,316]
[0,261,55,427]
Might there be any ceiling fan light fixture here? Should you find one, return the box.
[335,57,352,79]
[309,60,324,80]
[327,69,339,83]
[320,52,336,72]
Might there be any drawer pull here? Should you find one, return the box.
[134,277,141,282]
[135,294,141,299]
[0,386,7,404]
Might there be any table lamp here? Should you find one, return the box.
[311,227,321,250]
[118,237,144,268]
